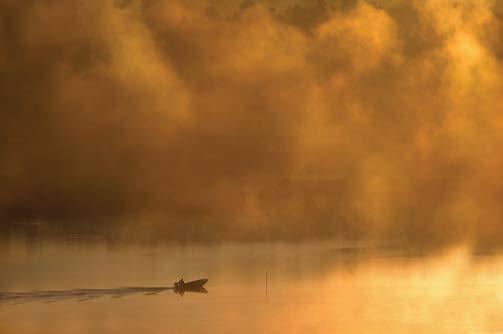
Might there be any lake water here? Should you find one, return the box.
[1,239,503,333]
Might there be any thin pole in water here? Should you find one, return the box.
[266,271,268,297]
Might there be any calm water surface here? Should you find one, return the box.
[1,239,503,333]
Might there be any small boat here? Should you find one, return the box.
[174,279,208,291]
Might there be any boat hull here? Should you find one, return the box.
[174,279,208,291]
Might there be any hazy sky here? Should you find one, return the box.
[1,0,503,245]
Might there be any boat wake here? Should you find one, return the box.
[0,286,176,304]
[0,278,209,304]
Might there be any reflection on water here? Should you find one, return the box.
[1,239,503,333]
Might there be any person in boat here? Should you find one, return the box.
[178,278,184,286]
